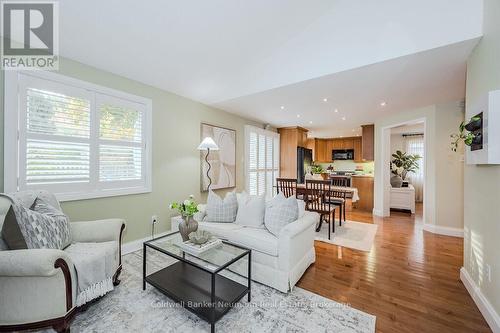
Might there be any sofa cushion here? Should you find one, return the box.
[204,191,238,223]
[198,221,244,240]
[235,192,265,228]
[264,193,299,237]
[231,228,278,256]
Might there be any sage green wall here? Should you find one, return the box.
[464,0,500,318]
[0,58,262,243]
[374,101,464,231]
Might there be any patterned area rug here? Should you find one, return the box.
[315,220,378,252]
[44,249,376,332]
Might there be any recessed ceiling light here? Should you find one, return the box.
[309,121,313,124]
[280,106,285,110]
[334,109,338,113]
[323,98,328,102]
[380,101,387,107]
[297,114,301,118]
[342,116,346,121]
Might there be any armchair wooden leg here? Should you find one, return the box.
[53,320,70,333]
[113,265,122,286]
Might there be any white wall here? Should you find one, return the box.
[463,0,500,327]
[390,134,405,154]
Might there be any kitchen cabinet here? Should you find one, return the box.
[315,139,328,162]
[353,137,362,162]
[361,124,374,161]
[306,138,315,160]
[351,176,374,211]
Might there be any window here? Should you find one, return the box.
[4,71,152,201]
[244,126,279,197]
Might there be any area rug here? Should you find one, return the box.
[315,220,378,252]
[42,249,376,333]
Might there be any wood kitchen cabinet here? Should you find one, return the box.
[351,176,374,211]
[315,139,328,162]
[353,137,362,162]
[361,124,374,161]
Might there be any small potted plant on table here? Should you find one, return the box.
[170,195,199,241]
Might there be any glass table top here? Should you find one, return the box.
[145,231,249,272]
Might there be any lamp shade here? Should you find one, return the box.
[198,137,219,151]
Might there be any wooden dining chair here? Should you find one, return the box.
[328,177,347,224]
[276,178,297,198]
[305,179,337,239]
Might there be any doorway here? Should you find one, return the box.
[377,118,427,224]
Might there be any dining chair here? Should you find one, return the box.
[328,177,347,223]
[276,178,297,198]
[305,179,337,239]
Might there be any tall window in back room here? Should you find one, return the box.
[244,125,279,197]
[4,72,152,201]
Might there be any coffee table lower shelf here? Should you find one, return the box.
[145,261,249,326]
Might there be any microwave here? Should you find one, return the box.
[332,149,354,160]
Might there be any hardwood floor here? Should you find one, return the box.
[297,204,491,333]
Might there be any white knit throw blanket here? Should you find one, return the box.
[65,242,115,306]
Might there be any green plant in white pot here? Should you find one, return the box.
[390,150,421,188]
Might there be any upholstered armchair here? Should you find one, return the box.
[0,191,126,333]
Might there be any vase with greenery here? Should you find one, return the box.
[311,164,324,174]
[450,116,481,152]
[390,150,421,188]
[170,195,199,241]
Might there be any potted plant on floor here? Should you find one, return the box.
[170,195,199,241]
[390,150,421,188]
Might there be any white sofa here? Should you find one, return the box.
[172,204,318,293]
[0,191,125,333]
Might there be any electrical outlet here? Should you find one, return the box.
[486,264,492,283]
[151,215,158,225]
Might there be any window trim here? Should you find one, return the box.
[244,125,280,197]
[4,70,153,202]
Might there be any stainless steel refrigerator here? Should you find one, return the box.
[297,147,313,184]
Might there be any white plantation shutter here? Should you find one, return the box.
[7,72,152,201]
[245,126,279,197]
[97,95,145,185]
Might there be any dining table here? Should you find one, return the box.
[295,183,360,202]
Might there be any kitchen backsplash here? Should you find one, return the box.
[317,161,375,174]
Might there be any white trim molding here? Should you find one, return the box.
[122,231,171,255]
[422,223,464,238]
[460,267,500,333]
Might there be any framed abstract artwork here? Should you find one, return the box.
[200,123,236,191]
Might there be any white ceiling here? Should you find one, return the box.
[215,39,479,137]
[51,1,483,137]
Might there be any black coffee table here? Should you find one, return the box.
[143,231,251,333]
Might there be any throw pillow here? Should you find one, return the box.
[1,206,27,249]
[31,198,72,249]
[204,191,238,223]
[264,193,299,237]
[234,192,265,228]
[1,196,72,250]
[297,199,306,218]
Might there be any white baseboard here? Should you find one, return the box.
[372,208,383,217]
[122,231,171,255]
[460,267,500,333]
[422,223,464,238]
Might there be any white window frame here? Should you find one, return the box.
[244,125,280,197]
[4,70,153,201]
